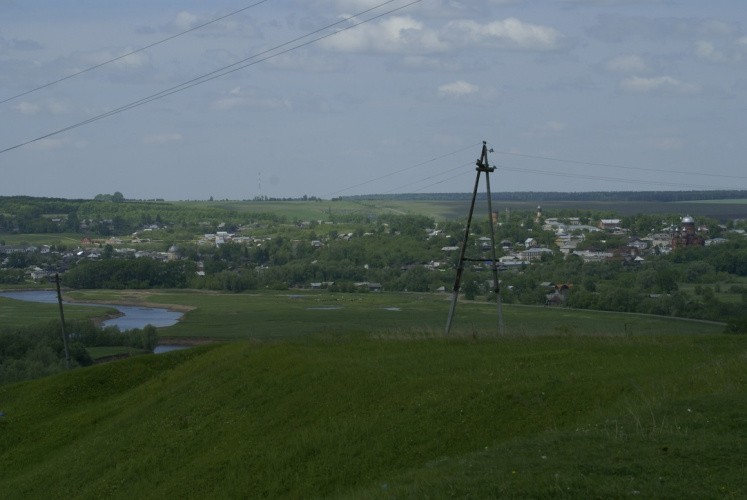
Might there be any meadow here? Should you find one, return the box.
[0,232,82,246]
[61,289,725,340]
[0,295,117,328]
[176,197,747,222]
[0,289,744,497]
[0,330,744,497]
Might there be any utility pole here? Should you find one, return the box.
[445,141,504,336]
[55,273,70,368]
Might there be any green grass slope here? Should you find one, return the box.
[1,333,745,498]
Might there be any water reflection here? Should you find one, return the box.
[0,290,184,353]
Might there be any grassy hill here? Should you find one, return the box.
[1,330,745,498]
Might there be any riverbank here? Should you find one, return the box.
[0,290,187,331]
[61,289,196,313]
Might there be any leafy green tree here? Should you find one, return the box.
[463,280,478,300]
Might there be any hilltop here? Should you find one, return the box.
[1,332,745,498]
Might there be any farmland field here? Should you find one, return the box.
[173,197,747,222]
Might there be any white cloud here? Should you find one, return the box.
[143,133,183,145]
[12,99,69,115]
[696,20,735,38]
[605,54,646,73]
[438,80,479,97]
[694,40,728,63]
[28,137,72,150]
[619,76,699,95]
[114,51,149,70]
[320,16,447,54]
[212,87,292,111]
[174,11,199,31]
[70,48,152,75]
[268,51,344,72]
[444,17,564,51]
[398,56,461,72]
[13,101,41,114]
[0,35,43,51]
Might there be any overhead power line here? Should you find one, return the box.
[325,143,480,197]
[0,0,421,156]
[330,139,739,198]
[496,163,734,191]
[0,0,271,105]
[489,147,747,181]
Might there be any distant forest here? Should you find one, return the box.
[339,190,747,202]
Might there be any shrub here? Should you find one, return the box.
[725,316,747,334]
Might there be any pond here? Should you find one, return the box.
[0,291,184,353]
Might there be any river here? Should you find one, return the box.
[0,290,185,352]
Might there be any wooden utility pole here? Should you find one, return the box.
[445,141,504,335]
[55,273,70,368]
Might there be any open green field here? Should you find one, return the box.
[1,290,744,497]
[1,332,744,498]
[0,232,81,246]
[61,289,725,340]
[686,198,747,205]
[0,296,117,328]
[177,197,747,222]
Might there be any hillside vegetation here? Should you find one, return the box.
[1,332,745,498]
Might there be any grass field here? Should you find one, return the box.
[0,289,743,497]
[0,232,81,246]
[61,289,726,340]
[0,332,744,498]
[0,296,117,328]
[177,197,747,222]
[86,346,149,360]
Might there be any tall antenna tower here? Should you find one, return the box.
[445,141,505,336]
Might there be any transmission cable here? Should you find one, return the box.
[496,163,734,191]
[382,161,473,194]
[0,0,421,156]
[0,0,271,105]
[488,147,747,181]
[325,142,481,197]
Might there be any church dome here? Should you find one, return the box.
[681,215,695,225]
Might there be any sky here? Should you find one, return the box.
[1,0,746,200]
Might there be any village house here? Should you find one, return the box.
[519,247,553,262]
[572,249,614,262]
[599,219,622,230]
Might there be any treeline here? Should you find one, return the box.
[670,238,747,275]
[0,195,289,236]
[0,321,89,384]
[340,190,747,203]
[0,319,159,385]
[62,259,196,289]
[492,240,747,325]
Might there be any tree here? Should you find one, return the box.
[463,280,478,300]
